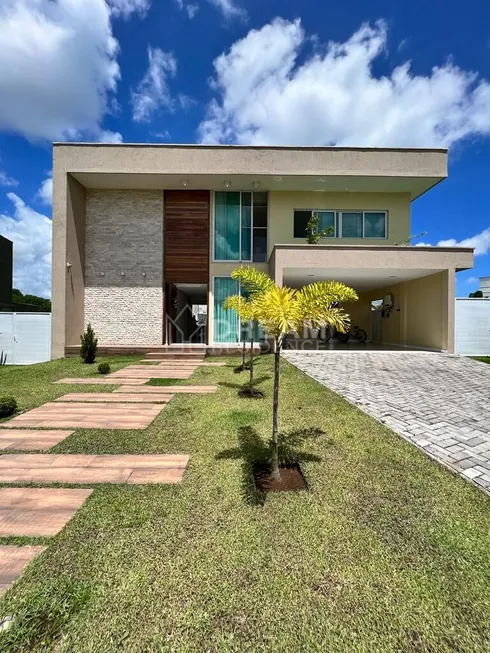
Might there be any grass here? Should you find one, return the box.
[145,378,187,386]
[473,357,490,364]
[0,355,489,651]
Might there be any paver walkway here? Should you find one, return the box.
[54,393,172,403]
[0,359,199,597]
[0,488,93,536]
[0,546,45,596]
[113,385,217,394]
[5,402,165,430]
[283,351,490,495]
[54,377,147,385]
[0,429,74,450]
[0,454,189,484]
[105,368,196,380]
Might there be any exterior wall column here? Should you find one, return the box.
[51,171,86,358]
[51,168,67,359]
[444,268,455,353]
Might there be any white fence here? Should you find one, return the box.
[455,298,490,356]
[0,313,51,365]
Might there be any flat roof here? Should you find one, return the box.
[54,143,448,200]
[53,142,447,153]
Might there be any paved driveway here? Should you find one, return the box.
[283,351,490,495]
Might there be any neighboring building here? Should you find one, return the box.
[51,144,473,357]
[478,277,490,298]
[0,235,13,309]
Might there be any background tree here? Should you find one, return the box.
[305,212,334,244]
[12,288,51,312]
[237,267,358,479]
[469,290,484,298]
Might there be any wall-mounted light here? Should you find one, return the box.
[100,272,105,277]
[181,179,189,187]
[121,272,126,277]
[142,272,147,277]
[66,262,72,270]
[275,176,282,182]
[224,180,231,188]
[253,181,260,189]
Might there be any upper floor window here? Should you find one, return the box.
[293,210,387,240]
[214,192,268,262]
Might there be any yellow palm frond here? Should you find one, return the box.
[231,266,274,295]
[223,294,256,322]
[252,286,302,338]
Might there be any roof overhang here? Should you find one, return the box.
[271,245,474,291]
[54,144,448,200]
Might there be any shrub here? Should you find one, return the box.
[98,362,110,375]
[80,323,98,364]
[0,396,17,417]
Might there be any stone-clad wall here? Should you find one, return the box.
[84,190,163,344]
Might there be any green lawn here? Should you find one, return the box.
[0,356,489,652]
[473,357,490,364]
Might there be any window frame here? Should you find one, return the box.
[212,191,269,263]
[211,275,265,344]
[293,209,388,241]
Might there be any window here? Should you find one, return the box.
[364,212,387,238]
[293,210,387,240]
[341,212,363,238]
[252,192,268,262]
[214,192,268,262]
[213,277,264,343]
[213,277,239,343]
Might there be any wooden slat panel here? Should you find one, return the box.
[164,190,210,283]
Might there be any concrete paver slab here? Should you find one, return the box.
[0,454,189,485]
[4,402,165,430]
[0,488,93,537]
[0,429,74,450]
[0,546,46,596]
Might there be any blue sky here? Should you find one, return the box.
[1,0,489,298]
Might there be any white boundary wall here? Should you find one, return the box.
[455,298,490,356]
[0,313,51,365]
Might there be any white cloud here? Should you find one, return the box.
[416,228,490,255]
[176,0,243,19]
[208,0,246,20]
[98,130,124,143]
[0,0,142,143]
[467,276,479,284]
[0,192,52,298]
[0,171,18,187]
[37,176,53,205]
[175,0,199,18]
[109,0,150,19]
[132,47,188,123]
[0,155,18,187]
[199,18,490,146]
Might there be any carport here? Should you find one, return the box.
[270,244,473,353]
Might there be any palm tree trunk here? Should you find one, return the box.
[271,335,281,479]
[249,320,254,392]
[241,337,246,369]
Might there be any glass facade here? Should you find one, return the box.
[213,277,240,343]
[213,277,264,344]
[214,192,268,262]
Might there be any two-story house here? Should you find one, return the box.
[51,144,473,357]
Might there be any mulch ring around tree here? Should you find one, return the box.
[238,387,265,399]
[253,462,307,492]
